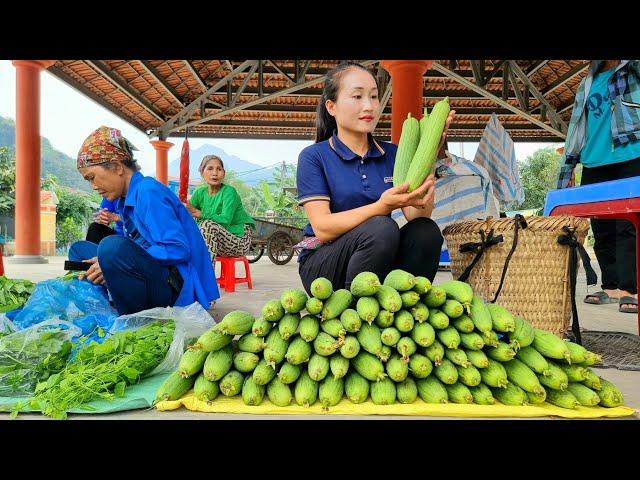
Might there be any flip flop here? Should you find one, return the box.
[584,291,618,305]
[619,296,638,314]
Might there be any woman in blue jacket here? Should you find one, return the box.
[70,126,219,315]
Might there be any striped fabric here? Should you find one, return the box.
[392,153,500,243]
[473,113,524,208]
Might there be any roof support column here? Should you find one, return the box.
[381,60,433,143]
[150,139,174,185]
[9,60,55,264]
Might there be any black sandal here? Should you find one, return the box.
[619,296,638,314]
[584,291,618,305]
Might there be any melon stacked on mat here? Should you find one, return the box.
[156,270,624,410]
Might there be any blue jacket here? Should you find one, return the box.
[100,197,124,235]
[117,172,220,308]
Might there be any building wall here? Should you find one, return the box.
[2,198,57,256]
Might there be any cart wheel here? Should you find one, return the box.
[267,231,294,265]
[246,244,264,263]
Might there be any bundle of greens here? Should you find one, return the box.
[0,328,73,396]
[0,276,36,312]
[24,320,175,419]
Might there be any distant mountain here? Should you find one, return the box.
[167,143,273,186]
[0,116,91,192]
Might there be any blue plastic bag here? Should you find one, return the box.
[11,278,117,335]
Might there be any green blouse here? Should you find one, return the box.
[190,183,255,237]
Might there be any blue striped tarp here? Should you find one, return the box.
[473,113,524,208]
[392,153,500,247]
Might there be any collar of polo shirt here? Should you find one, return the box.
[329,130,386,161]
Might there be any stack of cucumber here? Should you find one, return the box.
[156,269,625,410]
[393,97,450,191]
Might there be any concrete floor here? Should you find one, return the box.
[2,255,638,420]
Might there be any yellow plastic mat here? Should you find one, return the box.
[157,392,636,418]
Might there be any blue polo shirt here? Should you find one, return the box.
[296,130,397,262]
[116,172,220,308]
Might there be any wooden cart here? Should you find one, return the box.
[247,217,305,265]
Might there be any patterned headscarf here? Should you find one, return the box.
[77,126,138,169]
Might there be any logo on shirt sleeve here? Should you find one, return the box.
[384,176,393,183]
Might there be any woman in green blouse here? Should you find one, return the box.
[184,154,255,260]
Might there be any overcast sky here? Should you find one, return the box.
[0,60,561,176]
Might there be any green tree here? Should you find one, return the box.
[247,162,306,227]
[0,147,16,214]
[55,188,94,228]
[57,217,83,250]
[515,146,563,211]
[223,170,252,199]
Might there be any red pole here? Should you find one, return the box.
[11,60,55,263]
[381,60,433,144]
[150,139,174,185]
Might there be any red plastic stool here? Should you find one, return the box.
[215,256,252,293]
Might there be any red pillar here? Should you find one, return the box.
[10,60,55,264]
[381,60,433,144]
[150,139,173,185]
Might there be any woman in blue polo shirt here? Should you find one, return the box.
[296,62,455,293]
[70,126,219,315]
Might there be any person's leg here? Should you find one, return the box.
[86,222,116,244]
[616,218,638,311]
[97,235,177,315]
[394,217,444,281]
[68,240,98,261]
[199,220,230,261]
[216,224,253,257]
[298,215,400,294]
[581,164,620,301]
[613,158,640,310]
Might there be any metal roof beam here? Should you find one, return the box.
[196,119,546,130]
[168,131,316,140]
[47,65,148,133]
[502,62,510,100]
[230,62,260,108]
[508,67,528,111]
[164,130,562,142]
[184,60,207,91]
[470,60,485,87]
[155,60,379,137]
[266,60,296,85]
[558,103,574,114]
[540,62,589,96]
[194,103,536,116]
[507,61,568,133]
[431,61,566,138]
[297,60,312,82]
[138,60,184,108]
[526,60,549,77]
[483,60,505,83]
[86,60,165,122]
[201,85,522,100]
[153,60,259,138]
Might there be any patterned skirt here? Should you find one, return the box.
[199,221,252,261]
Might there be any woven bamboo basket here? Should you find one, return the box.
[442,216,590,337]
